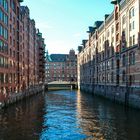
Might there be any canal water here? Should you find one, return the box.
[0,90,140,140]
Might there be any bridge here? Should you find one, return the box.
[44,81,77,91]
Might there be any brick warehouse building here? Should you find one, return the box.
[0,0,46,102]
[77,0,140,108]
[46,49,77,83]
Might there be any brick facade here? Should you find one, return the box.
[0,0,46,102]
[46,50,77,83]
[77,0,140,108]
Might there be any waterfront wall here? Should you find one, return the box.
[0,85,44,109]
[80,84,140,109]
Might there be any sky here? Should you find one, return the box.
[21,0,113,54]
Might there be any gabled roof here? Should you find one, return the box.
[49,54,68,62]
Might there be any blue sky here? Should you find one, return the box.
[22,0,113,54]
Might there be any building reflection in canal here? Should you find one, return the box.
[0,93,45,140]
[0,90,140,140]
[76,90,105,139]
[76,90,140,140]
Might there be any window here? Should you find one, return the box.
[107,49,110,58]
[0,56,8,68]
[130,21,135,31]
[129,52,135,65]
[102,74,105,82]
[0,9,3,21]
[129,36,132,46]
[132,21,135,29]
[10,36,12,45]
[116,75,119,85]
[129,7,135,18]
[122,70,126,83]
[0,25,8,40]
[107,30,110,37]
[0,0,2,6]
[129,35,135,46]
[129,23,132,31]
[0,0,8,12]
[107,60,110,69]
[4,43,8,54]
[102,35,104,42]
[12,1,16,13]
[0,39,3,52]
[0,24,3,36]
[107,73,110,82]
[0,5,8,25]
[122,15,126,25]
[10,12,12,20]
[116,23,119,31]
[122,54,126,67]
[112,37,114,43]
[129,75,135,85]
[3,28,8,40]
[111,59,114,69]
[0,73,4,84]
[116,34,119,42]
[111,26,114,34]
[115,12,118,20]
[111,72,114,82]
[133,35,135,45]
[10,24,12,32]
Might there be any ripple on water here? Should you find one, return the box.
[0,90,140,140]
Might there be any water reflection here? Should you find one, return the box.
[76,91,140,140]
[40,90,87,140]
[0,94,45,140]
[0,90,140,140]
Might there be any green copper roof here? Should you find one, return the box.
[19,0,24,2]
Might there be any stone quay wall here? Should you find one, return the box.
[0,85,44,109]
[80,84,140,109]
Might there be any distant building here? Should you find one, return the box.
[46,50,77,83]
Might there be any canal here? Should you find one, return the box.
[0,90,140,140]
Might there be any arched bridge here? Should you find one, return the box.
[44,81,77,91]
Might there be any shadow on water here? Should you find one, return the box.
[0,93,46,140]
[0,90,140,140]
[75,91,140,140]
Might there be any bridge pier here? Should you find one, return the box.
[71,84,75,90]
